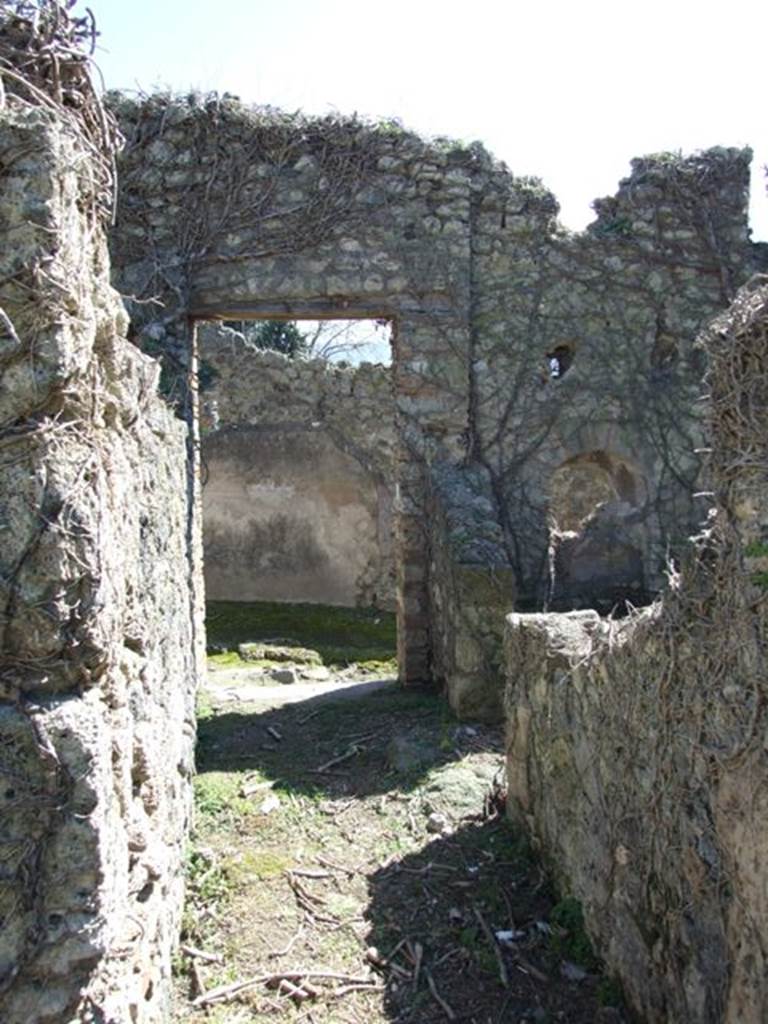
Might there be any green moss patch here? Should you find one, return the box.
[549,896,599,969]
[206,599,397,669]
[238,641,322,665]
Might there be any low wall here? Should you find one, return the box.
[504,280,768,1023]
[200,327,396,608]
[0,104,197,1022]
[428,462,516,720]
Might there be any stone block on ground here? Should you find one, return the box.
[238,642,323,665]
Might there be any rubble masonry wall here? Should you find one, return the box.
[505,280,768,1023]
[107,93,759,702]
[0,105,199,1023]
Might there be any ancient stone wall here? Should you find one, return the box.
[471,147,756,605]
[2,6,763,1019]
[198,324,396,608]
[0,104,198,1023]
[108,90,759,693]
[504,279,768,1022]
[108,93,477,682]
[427,461,515,720]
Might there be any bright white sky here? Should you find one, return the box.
[88,0,767,240]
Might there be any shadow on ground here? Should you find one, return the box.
[365,822,619,1023]
[196,684,473,801]
[179,684,628,1023]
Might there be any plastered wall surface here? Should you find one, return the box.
[203,425,387,606]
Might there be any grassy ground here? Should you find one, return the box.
[174,625,626,1023]
[206,600,398,672]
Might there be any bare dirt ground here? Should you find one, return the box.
[173,672,627,1024]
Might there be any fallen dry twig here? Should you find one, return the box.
[397,862,458,876]
[193,969,379,1008]
[425,969,456,1020]
[473,905,509,988]
[311,744,364,773]
[180,943,224,965]
[513,954,549,984]
[268,924,304,959]
[411,940,423,991]
[316,853,357,875]
[278,977,317,1001]
[333,982,385,997]
[239,778,275,798]
[188,960,205,1001]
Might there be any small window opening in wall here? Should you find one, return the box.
[546,344,573,380]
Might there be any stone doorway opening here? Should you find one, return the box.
[193,315,401,684]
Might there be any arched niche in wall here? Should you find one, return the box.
[548,450,649,613]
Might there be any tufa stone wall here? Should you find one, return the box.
[107,90,760,694]
[0,106,198,1022]
[198,324,396,608]
[1,47,764,1022]
[504,279,768,1023]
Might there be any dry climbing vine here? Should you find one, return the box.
[0,0,119,221]
[113,97,383,275]
[465,152,752,604]
[541,277,768,1019]
[107,92,386,401]
[0,2,119,1007]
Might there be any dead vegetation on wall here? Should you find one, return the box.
[108,85,759,693]
[1,8,763,1019]
[0,5,197,1021]
[471,146,756,605]
[505,277,768,1023]
[109,92,483,682]
[0,0,119,217]
[108,91,391,403]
